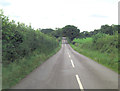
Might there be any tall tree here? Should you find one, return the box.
[50,28,62,38]
[41,28,54,34]
[62,25,80,41]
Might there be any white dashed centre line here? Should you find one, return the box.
[76,74,84,91]
[69,55,71,58]
[68,53,71,58]
[67,48,84,90]
[68,53,69,55]
[70,59,75,68]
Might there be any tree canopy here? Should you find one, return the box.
[50,28,63,38]
[77,24,119,39]
[41,28,54,34]
[1,10,59,64]
[62,25,80,41]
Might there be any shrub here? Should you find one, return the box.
[1,11,59,64]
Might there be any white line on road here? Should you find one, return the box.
[68,53,71,58]
[70,59,75,68]
[76,74,84,91]
[69,55,71,58]
[68,52,69,55]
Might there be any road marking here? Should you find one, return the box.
[65,44,66,46]
[76,74,84,91]
[69,55,71,58]
[68,52,69,55]
[68,53,71,58]
[70,59,75,68]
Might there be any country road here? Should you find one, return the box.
[12,38,118,90]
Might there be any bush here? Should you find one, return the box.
[1,11,59,64]
[1,10,61,89]
[71,33,118,73]
[92,33,118,54]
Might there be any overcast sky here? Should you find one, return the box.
[0,0,119,32]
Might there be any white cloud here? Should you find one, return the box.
[0,0,118,32]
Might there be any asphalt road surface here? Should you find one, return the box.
[12,39,118,90]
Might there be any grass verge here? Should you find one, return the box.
[70,44,118,73]
[2,44,61,89]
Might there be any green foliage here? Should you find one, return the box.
[72,33,118,73]
[41,28,54,34]
[62,25,80,41]
[1,12,59,64]
[92,33,118,54]
[78,24,119,39]
[92,33,106,44]
[3,46,61,89]
[78,31,91,38]
[1,10,61,89]
[100,24,117,35]
[50,28,63,38]
[73,37,92,44]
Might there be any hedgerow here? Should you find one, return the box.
[1,10,59,64]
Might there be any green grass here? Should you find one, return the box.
[73,37,93,44]
[2,43,61,89]
[71,36,118,73]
